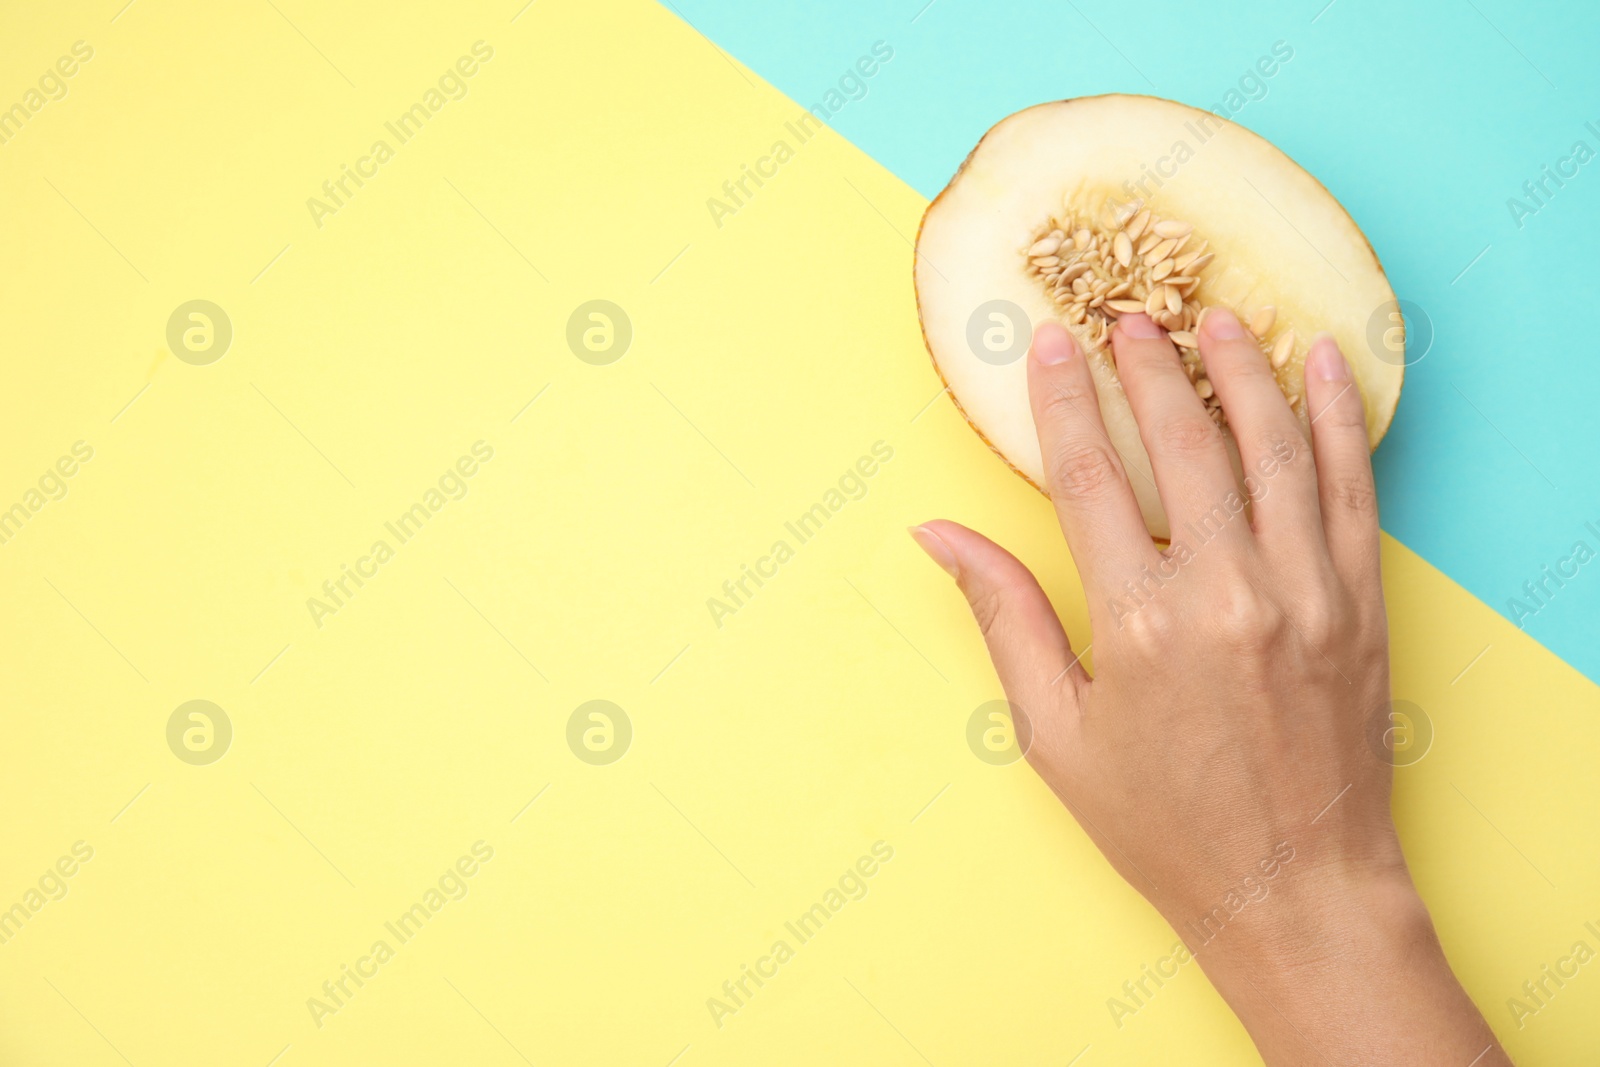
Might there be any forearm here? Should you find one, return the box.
[1185,870,1510,1066]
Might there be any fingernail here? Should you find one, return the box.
[1032,322,1076,366]
[1202,307,1245,339]
[1309,334,1349,382]
[908,525,959,578]
[1117,312,1162,339]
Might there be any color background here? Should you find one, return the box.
[0,1,1595,1064]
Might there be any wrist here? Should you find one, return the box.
[1154,834,1423,978]
[1229,862,1433,982]
[1177,865,1507,1065]
[1172,859,1421,1020]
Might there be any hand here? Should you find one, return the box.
[911,309,1510,1065]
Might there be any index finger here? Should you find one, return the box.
[1027,322,1161,595]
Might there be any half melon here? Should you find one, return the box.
[914,94,1404,540]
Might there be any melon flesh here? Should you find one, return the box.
[914,95,1403,541]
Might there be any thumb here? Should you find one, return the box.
[909,519,1090,701]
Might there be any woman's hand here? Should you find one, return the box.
[911,309,1510,1066]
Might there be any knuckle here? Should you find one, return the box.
[1049,443,1122,501]
[1214,587,1284,650]
[1040,378,1097,419]
[1295,596,1344,649]
[967,584,1006,640]
[1331,475,1379,519]
[1215,353,1275,390]
[1154,417,1221,458]
[1243,433,1307,499]
[1320,395,1370,433]
[1259,432,1305,470]
[1115,601,1177,651]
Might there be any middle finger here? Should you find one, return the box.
[1111,314,1247,548]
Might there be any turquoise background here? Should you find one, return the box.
[670,0,1600,684]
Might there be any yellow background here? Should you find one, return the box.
[1,1,1596,1063]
